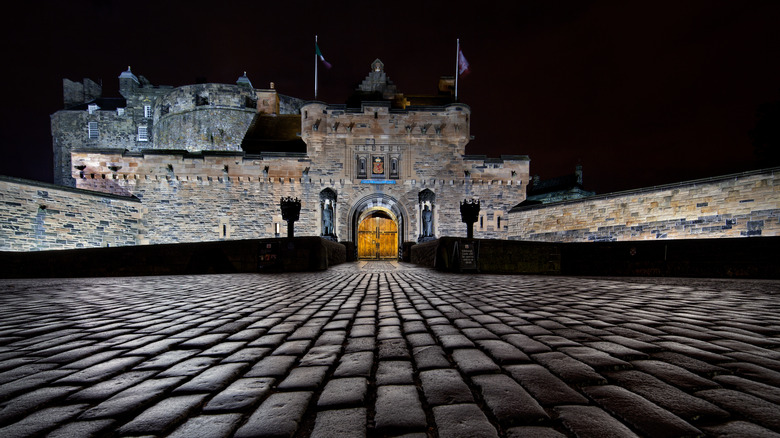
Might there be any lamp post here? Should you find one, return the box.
[280,197,301,238]
[460,198,480,239]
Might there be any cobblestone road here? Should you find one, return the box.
[0,263,779,437]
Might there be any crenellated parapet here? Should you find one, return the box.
[70,150,528,189]
[302,102,470,149]
[70,150,313,187]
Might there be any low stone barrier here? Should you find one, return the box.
[411,236,780,278]
[0,237,346,278]
[414,237,562,274]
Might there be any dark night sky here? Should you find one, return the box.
[2,0,779,194]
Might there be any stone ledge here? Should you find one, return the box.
[0,237,346,278]
[411,236,780,278]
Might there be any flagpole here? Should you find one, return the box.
[455,38,460,101]
[315,35,319,99]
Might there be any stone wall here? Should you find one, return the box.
[0,237,347,278]
[152,84,258,152]
[508,168,780,242]
[52,74,290,187]
[51,106,143,187]
[0,176,142,251]
[70,149,527,245]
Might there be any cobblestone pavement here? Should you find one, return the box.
[0,264,779,437]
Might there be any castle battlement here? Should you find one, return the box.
[302,102,470,142]
[70,150,527,187]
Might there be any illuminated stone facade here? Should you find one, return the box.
[10,61,772,255]
[508,168,780,242]
[37,62,530,255]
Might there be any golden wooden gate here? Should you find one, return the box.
[357,213,398,259]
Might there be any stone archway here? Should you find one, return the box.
[349,193,408,260]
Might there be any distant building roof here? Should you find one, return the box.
[516,165,595,208]
[527,173,581,196]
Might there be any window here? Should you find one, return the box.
[137,125,149,142]
[117,108,125,116]
[390,157,399,179]
[87,104,99,114]
[144,105,152,118]
[88,122,98,139]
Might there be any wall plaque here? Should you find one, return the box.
[454,240,479,272]
[257,242,280,270]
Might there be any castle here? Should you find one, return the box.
[0,60,776,255]
[44,61,529,257]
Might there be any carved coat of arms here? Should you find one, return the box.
[372,156,384,175]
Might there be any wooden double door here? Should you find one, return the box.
[357,213,398,259]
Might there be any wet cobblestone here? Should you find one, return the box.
[0,265,778,436]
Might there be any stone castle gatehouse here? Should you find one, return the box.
[44,61,529,258]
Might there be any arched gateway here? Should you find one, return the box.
[349,194,407,260]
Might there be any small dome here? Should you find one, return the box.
[236,72,253,88]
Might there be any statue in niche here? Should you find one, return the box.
[422,205,433,237]
[418,189,436,242]
[322,201,334,237]
[319,188,337,241]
